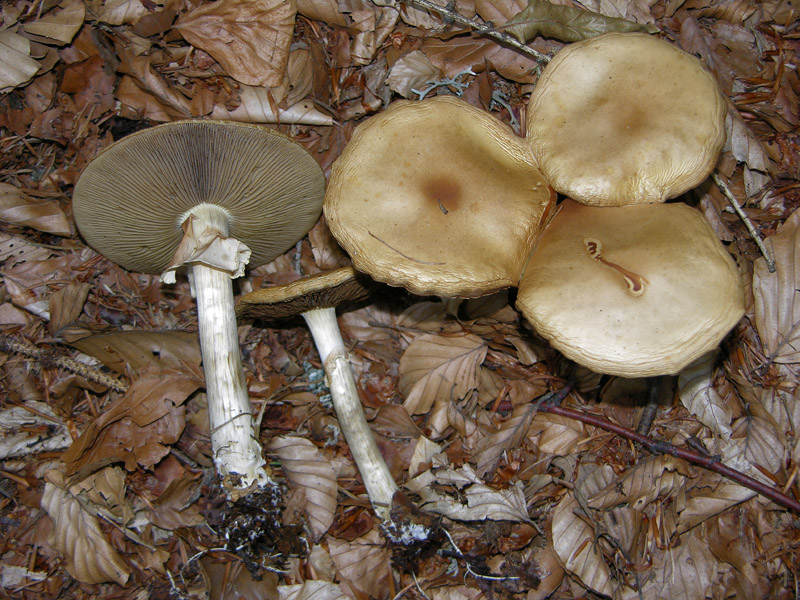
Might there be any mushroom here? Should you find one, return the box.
[325,95,555,298]
[235,267,399,521]
[526,32,726,207]
[72,120,325,496]
[516,199,744,377]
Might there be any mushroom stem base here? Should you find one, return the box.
[303,307,398,521]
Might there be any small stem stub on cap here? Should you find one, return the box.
[584,238,647,296]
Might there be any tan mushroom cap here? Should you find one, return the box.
[72,120,325,273]
[236,266,374,320]
[516,200,744,377]
[526,33,726,207]
[325,96,555,298]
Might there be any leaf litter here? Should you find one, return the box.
[0,0,799,598]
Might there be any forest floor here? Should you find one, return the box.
[0,0,799,598]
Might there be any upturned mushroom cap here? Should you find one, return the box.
[325,96,555,298]
[526,33,726,207]
[516,200,744,377]
[72,120,325,273]
[236,266,374,320]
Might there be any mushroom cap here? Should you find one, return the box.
[235,266,374,320]
[526,33,726,207]
[516,200,744,377]
[324,96,555,298]
[72,120,325,273]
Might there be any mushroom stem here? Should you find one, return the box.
[189,205,271,494]
[302,306,398,521]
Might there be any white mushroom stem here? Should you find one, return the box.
[188,205,271,495]
[302,307,398,522]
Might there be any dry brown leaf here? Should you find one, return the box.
[399,333,487,415]
[0,401,72,460]
[421,35,541,84]
[725,109,773,198]
[89,0,150,25]
[61,369,201,473]
[210,84,334,125]
[175,0,296,87]
[732,413,786,473]
[0,183,71,235]
[3,251,89,319]
[22,0,85,45]
[678,478,757,534]
[199,557,279,600]
[278,580,349,600]
[328,528,391,599]
[296,0,349,25]
[49,283,90,334]
[115,75,190,122]
[268,436,338,541]
[642,530,717,600]
[41,469,131,585]
[0,232,54,265]
[754,208,800,363]
[340,0,399,65]
[409,435,442,477]
[146,473,205,530]
[588,455,689,511]
[68,330,202,375]
[528,411,587,455]
[527,540,566,600]
[71,466,134,525]
[550,492,614,597]
[387,49,443,99]
[429,586,485,599]
[0,30,40,91]
[472,403,535,478]
[678,352,733,438]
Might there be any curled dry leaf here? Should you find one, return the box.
[278,580,349,600]
[472,403,536,479]
[340,0,398,65]
[268,435,338,541]
[0,30,40,91]
[210,84,334,125]
[0,183,72,235]
[678,352,733,438]
[0,401,71,460]
[386,49,443,98]
[550,492,614,597]
[41,469,131,586]
[48,282,90,334]
[199,558,279,600]
[22,0,85,45]
[642,530,717,600]
[528,411,587,456]
[732,413,785,473]
[175,0,296,88]
[399,333,487,415]
[90,0,151,25]
[588,454,690,511]
[754,208,800,363]
[328,528,391,599]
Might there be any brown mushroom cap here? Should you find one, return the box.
[236,266,374,320]
[516,200,744,377]
[72,120,325,273]
[526,33,726,207]
[324,96,555,298]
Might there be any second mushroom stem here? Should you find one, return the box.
[302,307,399,522]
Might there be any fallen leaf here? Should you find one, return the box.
[588,455,689,510]
[0,183,71,235]
[550,492,614,597]
[328,528,391,599]
[41,469,131,585]
[22,0,85,45]
[269,435,338,541]
[210,84,334,125]
[199,557,279,600]
[49,283,90,334]
[278,580,349,600]
[175,0,296,87]
[0,30,40,92]
[472,403,535,478]
[642,530,717,600]
[386,49,443,98]
[678,352,733,438]
[399,333,487,415]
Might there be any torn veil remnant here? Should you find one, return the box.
[72,120,325,498]
[236,267,401,523]
[526,32,727,207]
[324,95,555,298]
[516,200,745,377]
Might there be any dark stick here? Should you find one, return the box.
[536,389,800,514]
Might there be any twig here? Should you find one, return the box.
[536,388,800,514]
[0,334,128,393]
[396,0,550,63]
[712,172,776,273]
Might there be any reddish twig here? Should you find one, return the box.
[536,389,800,515]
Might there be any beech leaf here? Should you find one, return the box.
[175,0,296,87]
[753,208,800,363]
[0,183,72,235]
[588,455,689,510]
[278,580,349,600]
[268,436,338,541]
[0,30,40,91]
[504,0,657,44]
[550,493,614,597]
[645,531,716,600]
[678,352,733,438]
[472,403,535,478]
[22,0,85,45]
[41,469,131,585]
[328,529,391,599]
[399,333,487,415]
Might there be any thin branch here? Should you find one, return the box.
[713,172,776,272]
[536,387,800,514]
[396,0,551,63]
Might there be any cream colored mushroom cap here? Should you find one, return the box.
[516,200,744,377]
[73,120,325,274]
[526,33,726,207]
[324,96,554,298]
